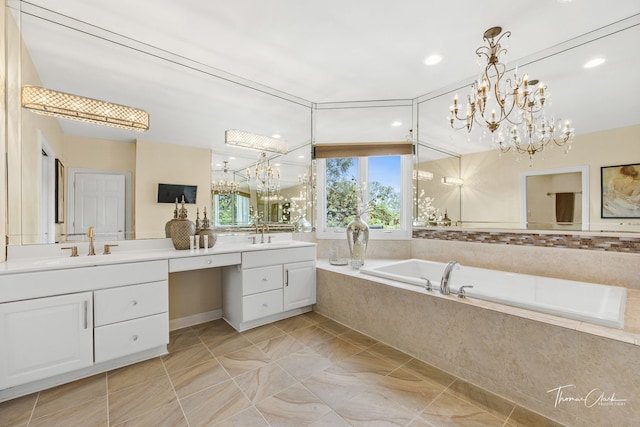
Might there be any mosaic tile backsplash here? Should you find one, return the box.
[413,229,640,253]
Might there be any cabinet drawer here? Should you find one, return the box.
[242,246,315,269]
[243,265,282,296]
[169,253,241,272]
[94,281,168,326]
[242,290,283,322]
[94,313,169,363]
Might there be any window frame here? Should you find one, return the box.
[315,154,413,240]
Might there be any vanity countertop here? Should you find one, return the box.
[0,237,316,275]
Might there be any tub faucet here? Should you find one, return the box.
[440,260,459,295]
[420,276,433,291]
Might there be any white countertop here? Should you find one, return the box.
[0,236,316,275]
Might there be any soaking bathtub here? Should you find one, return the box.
[359,259,627,329]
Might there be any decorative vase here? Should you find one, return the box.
[346,215,369,267]
[196,208,217,248]
[170,197,195,250]
[165,198,180,238]
[296,217,312,232]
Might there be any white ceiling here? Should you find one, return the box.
[12,0,640,170]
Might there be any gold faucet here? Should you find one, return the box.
[87,226,96,256]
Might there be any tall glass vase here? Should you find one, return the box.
[346,215,369,268]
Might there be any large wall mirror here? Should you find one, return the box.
[6,2,313,245]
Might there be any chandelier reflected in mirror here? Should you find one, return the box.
[449,26,574,163]
[246,152,280,195]
[211,161,240,195]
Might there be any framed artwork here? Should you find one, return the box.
[55,159,65,223]
[601,163,640,218]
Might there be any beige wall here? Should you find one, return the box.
[135,139,212,240]
[461,124,640,232]
[169,269,222,321]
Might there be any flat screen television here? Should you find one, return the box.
[157,183,197,204]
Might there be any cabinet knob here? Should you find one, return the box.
[132,335,138,341]
[207,259,212,264]
[262,277,268,282]
[131,300,138,306]
[262,303,268,307]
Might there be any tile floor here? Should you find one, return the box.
[0,312,563,427]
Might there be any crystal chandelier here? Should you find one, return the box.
[449,27,574,162]
[211,161,239,195]
[246,152,280,194]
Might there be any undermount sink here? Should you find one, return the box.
[250,241,300,248]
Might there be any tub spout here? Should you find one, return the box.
[440,261,460,295]
[420,276,433,292]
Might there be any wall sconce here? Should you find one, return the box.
[413,170,434,181]
[225,129,288,154]
[441,176,464,186]
[21,85,149,131]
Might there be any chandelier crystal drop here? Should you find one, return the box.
[246,152,280,195]
[449,27,575,163]
[211,161,240,195]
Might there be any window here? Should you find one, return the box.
[214,193,249,226]
[316,154,412,239]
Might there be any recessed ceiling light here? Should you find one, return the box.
[215,163,222,167]
[271,134,281,139]
[229,157,235,160]
[584,57,605,69]
[424,54,443,66]
[391,121,402,127]
[298,155,305,159]
[557,0,572,3]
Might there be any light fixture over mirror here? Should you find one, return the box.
[225,129,289,154]
[21,85,149,131]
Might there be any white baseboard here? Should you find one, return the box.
[169,309,223,331]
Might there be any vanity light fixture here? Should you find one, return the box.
[21,85,149,131]
[584,57,606,69]
[225,129,288,154]
[449,27,574,163]
[441,176,464,186]
[211,161,240,196]
[413,170,434,181]
[423,54,442,65]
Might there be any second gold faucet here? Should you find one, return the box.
[87,226,96,256]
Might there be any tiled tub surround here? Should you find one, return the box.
[0,314,562,427]
[315,261,640,427]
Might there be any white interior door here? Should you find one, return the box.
[72,173,126,241]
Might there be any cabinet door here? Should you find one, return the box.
[0,292,93,388]
[283,261,316,311]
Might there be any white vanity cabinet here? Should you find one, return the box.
[0,292,93,389]
[223,246,316,331]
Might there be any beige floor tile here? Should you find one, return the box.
[181,380,252,427]
[309,410,351,426]
[206,333,253,356]
[169,326,193,337]
[32,374,106,420]
[169,359,231,399]
[108,374,177,425]
[300,311,329,325]
[29,395,107,427]
[311,336,363,362]
[235,362,298,403]
[273,315,314,333]
[420,391,505,427]
[316,319,349,335]
[111,400,188,427]
[256,383,332,426]
[0,393,37,427]
[506,405,566,427]
[217,345,271,377]
[194,321,237,343]
[241,324,285,344]
[368,342,413,365]
[373,366,446,414]
[403,358,457,388]
[213,406,269,426]
[161,343,214,374]
[447,379,515,421]
[254,333,305,361]
[167,329,202,352]
[289,325,335,347]
[334,390,417,426]
[108,357,166,393]
[339,329,379,348]
[276,347,333,381]
[331,350,399,378]
[302,368,370,409]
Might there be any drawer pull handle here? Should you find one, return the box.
[132,335,139,341]
[262,303,268,307]
[262,277,268,282]
[83,300,88,329]
[207,259,212,264]
[131,300,138,306]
